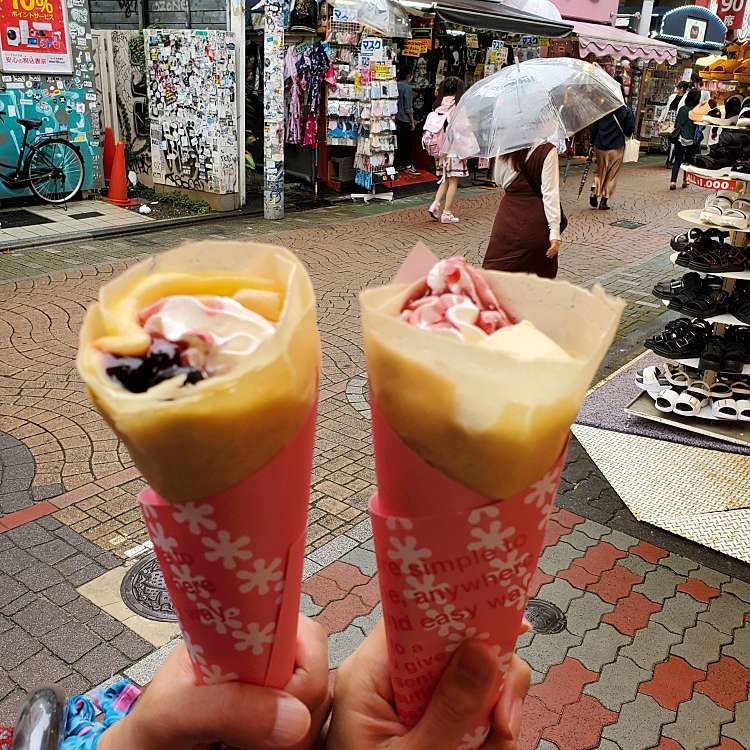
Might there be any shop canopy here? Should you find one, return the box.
[417,0,574,37]
[571,20,678,64]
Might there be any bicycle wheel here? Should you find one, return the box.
[27,138,85,204]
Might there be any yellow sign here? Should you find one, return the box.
[402,38,431,57]
[375,63,390,79]
[466,33,479,49]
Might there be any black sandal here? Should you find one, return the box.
[699,335,725,371]
[653,272,703,301]
[681,289,732,318]
[646,319,710,358]
[687,247,747,273]
[724,328,749,373]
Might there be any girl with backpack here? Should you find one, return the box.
[424,77,467,224]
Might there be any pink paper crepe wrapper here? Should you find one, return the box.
[137,405,316,688]
[370,403,567,742]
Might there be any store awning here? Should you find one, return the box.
[572,20,678,64]
[428,0,574,37]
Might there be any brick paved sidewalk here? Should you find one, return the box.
[2,161,749,748]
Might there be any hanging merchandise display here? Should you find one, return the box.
[326,40,360,147]
[145,29,238,196]
[0,0,73,74]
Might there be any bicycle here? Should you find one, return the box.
[0,117,85,204]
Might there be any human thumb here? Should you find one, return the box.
[404,640,500,750]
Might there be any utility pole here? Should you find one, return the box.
[638,0,654,36]
[263,0,284,219]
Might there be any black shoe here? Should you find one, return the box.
[599,197,610,210]
[589,191,598,209]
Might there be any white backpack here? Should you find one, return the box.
[421,105,452,157]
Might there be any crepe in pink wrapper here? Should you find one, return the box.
[139,406,315,687]
[361,246,623,744]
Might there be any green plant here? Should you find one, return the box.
[140,188,211,214]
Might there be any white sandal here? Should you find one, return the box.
[737,399,750,421]
[674,380,710,416]
[636,366,669,393]
[712,398,738,420]
[655,388,682,412]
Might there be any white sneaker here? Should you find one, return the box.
[441,211,460,224]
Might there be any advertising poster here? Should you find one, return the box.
[0,0,73,74]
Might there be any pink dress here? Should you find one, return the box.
[435,96,469,179]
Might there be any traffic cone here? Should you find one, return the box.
[107,141,137,207]
[103,127,115,183]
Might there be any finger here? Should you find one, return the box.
[152,646,312,750]
[519,618,531,635]
[405,640,500,750]
[285,615,330,711]
[492,655,532,742]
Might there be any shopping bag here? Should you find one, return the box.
[624,137,640,163]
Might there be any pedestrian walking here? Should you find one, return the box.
[660,81,689,167]
[395,65,417,175]
[425,77,467,224]
[669,88,702,190]
[483,141,563,279]
[589,76,635,210]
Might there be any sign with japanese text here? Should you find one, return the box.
[466,32,478,49]
[685,171,738,191]
[402,38,430,57]
[360,36,384,66]
[0,0,72,73]
[717,0,747,29]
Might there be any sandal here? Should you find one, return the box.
[646,320,710,359]
[681,289,732,318]
[663,363,691,387]
[712,397,738,420]
[686,246,747,273]
[738,399,750,420]
[653,272,703,301]
[635,365,669,394]
[674,380,711,416]
[724,332,748,373]
[732,294,750,325]
[654,387,683,413]
[699,335,725,371]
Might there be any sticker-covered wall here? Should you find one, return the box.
[145,28,238,196]
[0,0,101,200]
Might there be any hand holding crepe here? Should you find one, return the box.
[77,241,319,504]
[361,248,624,499]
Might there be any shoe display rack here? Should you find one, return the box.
[626,176,750,445]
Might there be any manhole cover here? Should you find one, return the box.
[525,599,567,634]
[120,553,177,622]
[0,209,54,228]
[610,219,645,229]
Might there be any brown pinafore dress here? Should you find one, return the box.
[483,143,558,279]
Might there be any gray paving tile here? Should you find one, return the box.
[124,639,180,687]
[300,592,323,617]
[12,598,70,636]
[662,693,731,750]
[329,624,366,668]
[351,603,382,636]
[0,574,28,608]
[10,647,72,691]
[361,537,375,552]
[650,593,708,636]
[721,623,750,666]
[5,524,54,549]
[585,654,650,713]
[619,622,682,671]
[537,742,560,750]
[345,518,372,542]
[632,567,684,605]
[602,694,675,749]
[0,626,43,670]
[15,562,65,592]
[0,688,27,725]
[538,542,583,576]
[594,739,621,750]
[535,578,584,614]
[575,519,610,541]
[598,529,638,551]
[671,621,733,670]
[0,548,34,575]
[568,623,631,672]
[565,591,615,637]
[30,539,77,565]
[303,558,322,581]
[41,623,100,664]
[74,642,131,684]
[517,628,582,677]
[618,554,656,579]
[721,578,750,603]
[696,592,747,635]
[561,529,600,552]
[308,535,359,567]
[692,565,730,589]
[660,553,699,577]
[88,613,125,640]
[340,547,377,577]
[112,630,153,661]
[722,698,750,747]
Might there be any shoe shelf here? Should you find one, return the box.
[682,164,749,185]
[678,208,750,231]
[669,252,750,279]
[658,299,750,327]
[666,356,750,375]
[643,391,736,421]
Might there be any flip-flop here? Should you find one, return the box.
[673,380,711,416]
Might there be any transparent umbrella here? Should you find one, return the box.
[443,58,624,159]
[331,0,411,37]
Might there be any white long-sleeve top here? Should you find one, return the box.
[494,145,561,242]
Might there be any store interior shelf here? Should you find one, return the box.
[677,209,750,231]
[626,391,750,442]
[667,356,750,375]
[668,252,750,279]
[659,298,749,326]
